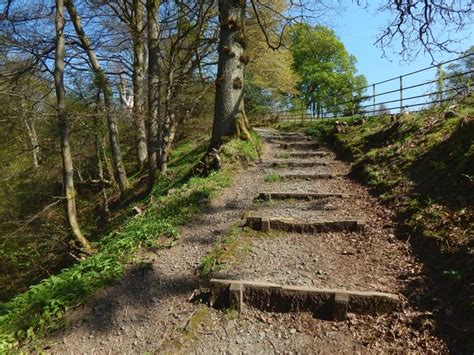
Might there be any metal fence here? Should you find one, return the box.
[269,53,473,122]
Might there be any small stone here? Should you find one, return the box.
[289,328,297,334]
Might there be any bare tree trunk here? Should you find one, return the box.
[21,100,40,168]
[66,0,130,194]
[159,68,175,175]
[132,0,148,168]
[54,0,92,253]
[146,0,161,189]
[94,93,109,219]
[118,75,133,110]
[210,0,251,149]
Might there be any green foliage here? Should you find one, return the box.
[264,173,282,183]
[444,46,473,98]
[289,23,367,115]
[0,134,261,351]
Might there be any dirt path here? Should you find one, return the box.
[46,129,446,354]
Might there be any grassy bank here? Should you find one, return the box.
[0,133,261,352]
[274,97,473,351]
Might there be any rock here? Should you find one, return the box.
[289,328,297,334]
[444,110,457,119]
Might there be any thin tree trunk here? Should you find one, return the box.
[132,0,148,168]
[54,0,92,253]
[66,0,130,194]
[146,0,161,189]
[94,93,109,219]
[21,100,40,168]
[210,0,251,149]
[159,68,175,175]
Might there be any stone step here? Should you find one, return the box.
[209,279,400,321]
[257,192,347,201]
[267,160,329,168]
[279,173,344,180]
[279,142,321,150]
[277,151,329,159]
[245,216,364,233]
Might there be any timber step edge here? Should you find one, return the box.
[209,279,400,321]
[245,216,364,233]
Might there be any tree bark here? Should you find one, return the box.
[159,68,176,175]
[21,100,40,168]
[93,93,109,219]
[54,0,93,253]
[146,0,161,188]
[66,0,130,194]
[131,0,148,168]
[210,0,251,149]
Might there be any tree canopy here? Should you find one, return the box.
[290,23,367,116]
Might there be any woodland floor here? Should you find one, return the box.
[44,129,447,354]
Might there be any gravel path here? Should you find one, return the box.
[44,128,446,354]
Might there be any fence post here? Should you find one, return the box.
[372,83,376,116]
[437,64,444,104]
[399,76,403,113]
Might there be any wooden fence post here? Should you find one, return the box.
[372,83,376,116]
[399,76,403,113]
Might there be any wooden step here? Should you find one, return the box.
[267,136,311,142]
[277,151,329,159]
[210,279,400,321]
[279,142,321,150]
[245,216,364,233]
[268,160,329,168]
[257,192,347,201]
[279,173,343,180]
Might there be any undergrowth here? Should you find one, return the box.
[0,132,261,352]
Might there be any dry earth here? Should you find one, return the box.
[44,129,447,354]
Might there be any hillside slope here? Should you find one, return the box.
[275,96,473,351]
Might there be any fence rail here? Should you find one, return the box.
[269,53,473,122]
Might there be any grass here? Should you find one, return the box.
[264,173,283,183]
[199,226,252,277]
[199,226,280,278]
[273,96,474,351]
[0,132,261,352]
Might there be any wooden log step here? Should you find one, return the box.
[277,151,329,159]
[279,173,344,180]
[257,192,347,201]
[268,160,328,168]
[279,142,321,150]
[267,136,311,142]
[209,279,400,320]
[245,216,364,233]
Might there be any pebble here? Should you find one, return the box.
[289,328,297,334]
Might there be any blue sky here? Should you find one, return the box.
[318,2,473,112]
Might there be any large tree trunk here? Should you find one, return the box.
[66,0,130,194]
[132,0,148,168]
[146,0,161,188]
[210,0,251,149]
[54,0,92,253]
